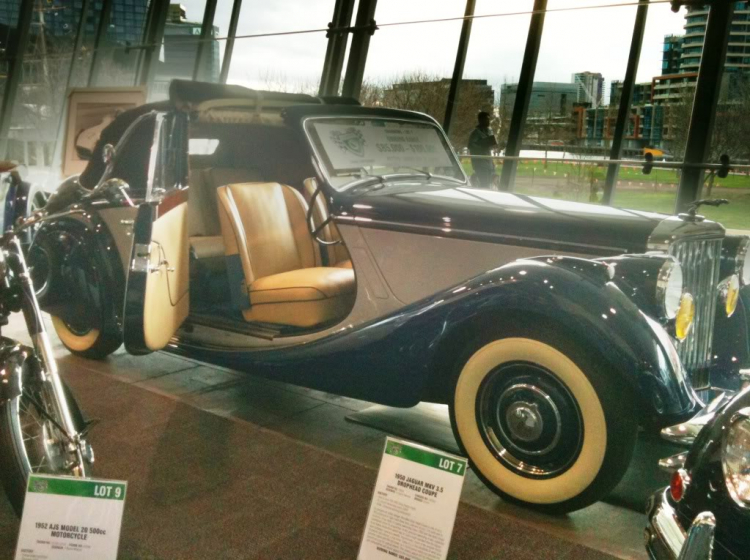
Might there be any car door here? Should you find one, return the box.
[124,112,190,355]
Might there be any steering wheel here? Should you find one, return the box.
[306,185,341,247]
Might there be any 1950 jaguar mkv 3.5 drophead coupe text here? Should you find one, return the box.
[24,81,750,513]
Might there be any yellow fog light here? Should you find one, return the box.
[724,275,740,318]
[675,293,695,341]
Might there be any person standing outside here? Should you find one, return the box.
[467,111,497,188]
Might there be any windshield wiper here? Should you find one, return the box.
[340,174,386,194]
[384,169,466,185]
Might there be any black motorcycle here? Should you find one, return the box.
[0,165,94,515]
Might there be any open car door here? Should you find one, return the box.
[124,112,190,355]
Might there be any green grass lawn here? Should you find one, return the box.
[459,159,750,231]
[461,159,750,190]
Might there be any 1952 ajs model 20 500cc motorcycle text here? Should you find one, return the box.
[0,163,94,515]
[24,81,750,514]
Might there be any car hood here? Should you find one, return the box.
[333,181,668,256]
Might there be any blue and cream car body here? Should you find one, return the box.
[28,81,750,513]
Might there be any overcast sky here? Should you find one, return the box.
[179,0,688,99]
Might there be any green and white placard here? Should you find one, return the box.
[15,475,127,560]
[359,437,468,560]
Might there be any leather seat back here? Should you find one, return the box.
[217,182,321,287]
[189,167,264,239]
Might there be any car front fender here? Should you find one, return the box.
[29,211,125,337]
[427,256,699,427]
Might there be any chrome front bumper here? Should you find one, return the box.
[645,489,716,560]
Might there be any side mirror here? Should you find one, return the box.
[102,144,115,165]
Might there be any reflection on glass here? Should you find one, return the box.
[613,2,700,215]
[152,1,210,100]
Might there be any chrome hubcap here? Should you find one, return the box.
[505,400,543,443]
[477,362,583,479]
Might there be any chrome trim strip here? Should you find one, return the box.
[647,489,687,559]
[678,512,716,560]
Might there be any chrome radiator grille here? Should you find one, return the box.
[669,238,722,387]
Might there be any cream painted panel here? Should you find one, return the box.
[143,202,190,350]
[360,228,586,304]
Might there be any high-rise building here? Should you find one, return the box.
[662,35,684,75]
[501,82,579,115]
[572,72,604,108]
[609,80,652,107]
[653,3,750,106]
[680,2,750,75]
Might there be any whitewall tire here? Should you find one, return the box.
[449,333,638,513]
[51,315,121,360]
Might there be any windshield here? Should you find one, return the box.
[305,117,467,190]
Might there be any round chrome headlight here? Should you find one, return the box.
[657,260,684,319]
[723,408,750,507]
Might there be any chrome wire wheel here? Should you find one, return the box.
[0,381,92,515]
[477,362,584,479]
[15,389,89,478]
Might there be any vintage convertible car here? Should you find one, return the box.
[645,386,750,559]
[26,81,750,513]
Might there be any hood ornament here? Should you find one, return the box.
[679,199,729,223]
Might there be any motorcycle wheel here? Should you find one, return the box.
[0,382,93,516]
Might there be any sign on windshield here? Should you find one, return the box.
[307,118,463,188]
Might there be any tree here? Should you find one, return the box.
[666,78,750,196]
[362,72,497,150]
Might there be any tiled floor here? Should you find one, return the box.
[6,315,649,559]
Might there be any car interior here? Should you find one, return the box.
[185,120,356,335]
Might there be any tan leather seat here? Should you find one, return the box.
[188,167,264,259]
[216,182,355,328]
[302,178,352,268]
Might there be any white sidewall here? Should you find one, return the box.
[51,316,100,352]
[454,337,607,504]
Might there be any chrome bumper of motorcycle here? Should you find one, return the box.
[645,489,716,560]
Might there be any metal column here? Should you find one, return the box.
[87,0,114,87]
[51,0,92,172]
[219,0,243,84]
[602,0,649,205]
[443,0,476,134]
[136,0,170,88]
[62,0,92,94]
[497,0,547,191]
[341,0,378,100]
[319,0,356,96]
[193,0,218,81]
[675,0,735,212]
[0,0,35,160]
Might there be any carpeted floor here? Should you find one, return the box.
[0,369,619,560]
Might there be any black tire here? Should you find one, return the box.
[448,323,638,514]
[51,316,121,360]
[0,382,93,516]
